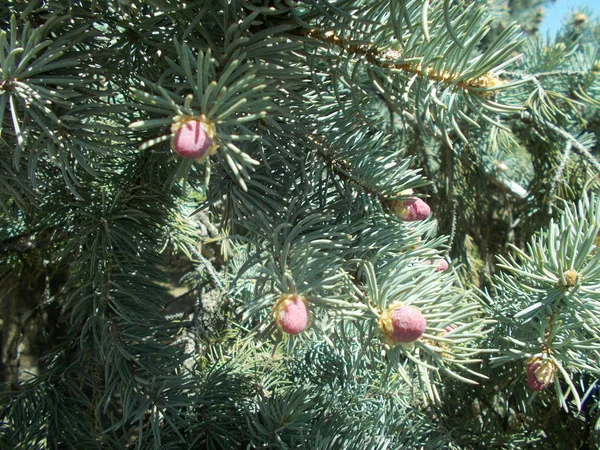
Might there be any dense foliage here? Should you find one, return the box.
[1,0,599,448]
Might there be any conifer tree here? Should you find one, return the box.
[1,0,599,448]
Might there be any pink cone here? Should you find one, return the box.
[526,359,555,391]
[433,259,449,272]
[389,305,427,343]
[394,197,431,222]
[173,119,213,159]
[274,295,309,335]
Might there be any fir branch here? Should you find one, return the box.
[2,0,600,447]
[546,141,573,214]
[308,135,386,201]
[522,111,600,174]
[306,28,504,96]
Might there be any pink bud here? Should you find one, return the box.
[393,197,431,222]
[172,119,213,159]
[526,358,555,391]
[431,259,449,272]
[273,294,310,335]
[380,305,427,344]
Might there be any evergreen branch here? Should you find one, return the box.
[491,194,600,404]
[3,0,600,447]
[546,141,573,214]
[308,135,385,201]
[522,111,600,174]
[306,28,504,95]
[303,4,526,145]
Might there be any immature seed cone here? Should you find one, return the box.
[563,269,579,287]
[431,258,449,272]
[526,358,556,391]
[273,294,310,335]
[170,116,217,160]
[392,197,431,222]
[380,304,427,345]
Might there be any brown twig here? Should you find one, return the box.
[306,29,502,96]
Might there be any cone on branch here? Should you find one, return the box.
[526,358,556,391]
[171,116,218,160]
[430,258,449,272]
[379,304,427,346]
[562,269,580,287]
[273,294,310,335]
[391,197,431,222]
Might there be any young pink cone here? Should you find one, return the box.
[430,258,449,272]
[526,358,556,391]
[273,294,310,335]
[393,197,431,222]
[171,118,214,159]
[380,304,427,344]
